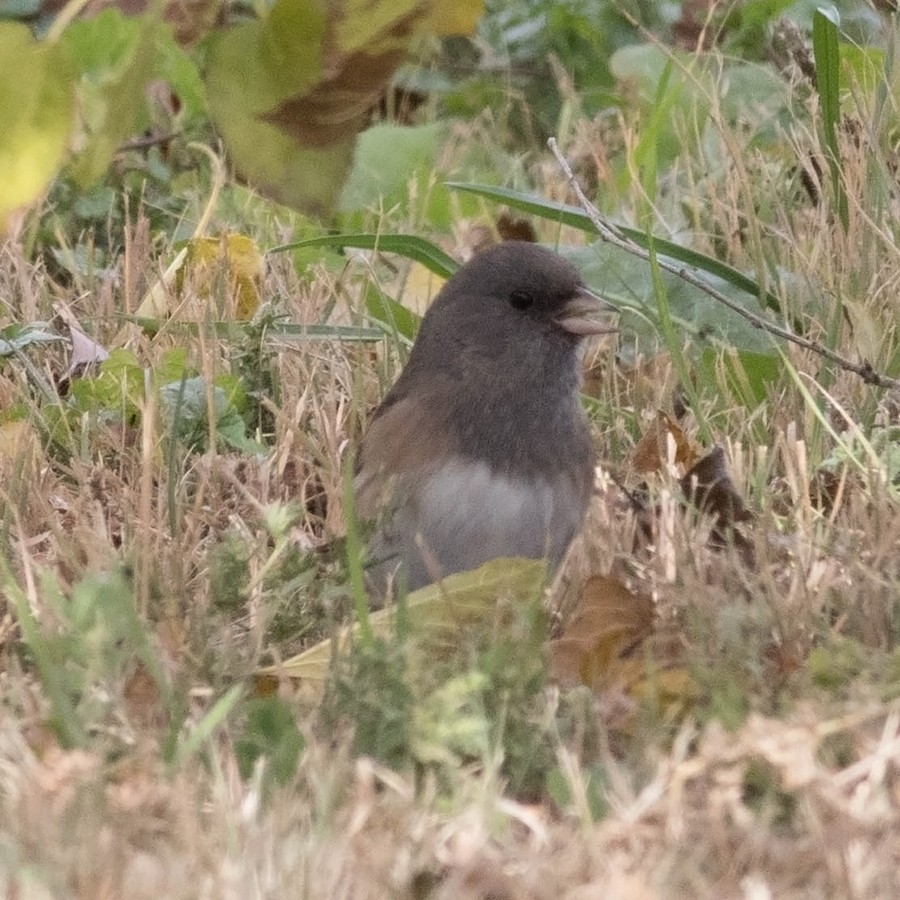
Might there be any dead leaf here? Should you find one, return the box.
[680,445,755,562]
[679,445,752,526]
[548,574,655,690]
[631,410,700,475]
[496,213,537,243]
[264,45,410,149]
[123,664,167,730]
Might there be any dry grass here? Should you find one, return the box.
[3,55,900,899]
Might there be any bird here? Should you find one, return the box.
[355,240,616,596]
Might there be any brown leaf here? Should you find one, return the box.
[679,445,752,526]
[264,45,410,149]
[496,213,537,243]
[630,410,700,475]
[123,664,167,730]
[548,574,655,690]
[680,445,755,563]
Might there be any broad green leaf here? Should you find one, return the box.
[62,11,163,185]
[0,322,63,356]
[840,43,884,99]
[339,122,446,211]
[565,243,783,356]
[155,26,206,120]
[205,0,336,213]
[610,45,699,172]
[159,376,266,455]
[205,0,479,217]
[0,22,73,231]
[699,348,783,408]
[122,318,386,343]
[234,696,304,786]
[718,61,792,143]
[365,284,421,343]
[69,348,145,423]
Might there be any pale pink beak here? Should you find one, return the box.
[555,286,618,336]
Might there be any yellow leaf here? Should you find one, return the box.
[159,234,264,321]
[257,558,546,692]
[0,24,73,233]
[423,0,484,36]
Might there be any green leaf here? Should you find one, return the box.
[0,22,74,229]
[271,232,459,279]
[610,46,698,172]
[175,685,243,766]
[69,348,145,422]
[234,696,304,786]
[566,243,783,356]
[159,376,266,455]
[122,317,386,344]
[445,181,783,315]
[839,43,884,98]
[812,6,848,229]
[339,122,447,211]
[205,0,341,215]
[365,284,421,343]
[699,348,783,408]
[0,322,63,356]
[62,10,163,185]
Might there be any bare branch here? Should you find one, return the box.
[547,137,900,390]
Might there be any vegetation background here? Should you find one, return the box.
[2,0,900,896]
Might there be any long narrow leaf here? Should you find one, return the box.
[121,318,385,343]
[270,233,459,279]
[812,7,848,229]
[446,181,783,316]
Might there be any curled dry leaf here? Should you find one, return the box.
[679,445,752,525]
[631,409,700,475]
[550,575,700,723]
[548,574,654,690]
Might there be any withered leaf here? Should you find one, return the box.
[549,574,655,690]
[263,45,409,149]
[679,445,752,525]
[631,410,700,475]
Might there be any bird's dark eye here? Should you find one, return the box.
[509,289,534,310]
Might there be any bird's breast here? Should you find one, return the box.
[398,458,590,586]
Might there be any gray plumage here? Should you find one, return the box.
[355,241,614,594]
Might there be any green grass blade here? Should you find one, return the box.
[2,565,86,748]
[269,234,459,279]
[174,685,244,767]
[813,7,848,230]
[343,456,374,647]
[445,181,783,316]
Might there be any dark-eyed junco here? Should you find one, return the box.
[356,240,615,594]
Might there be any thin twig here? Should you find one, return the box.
[548,137,900,390]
